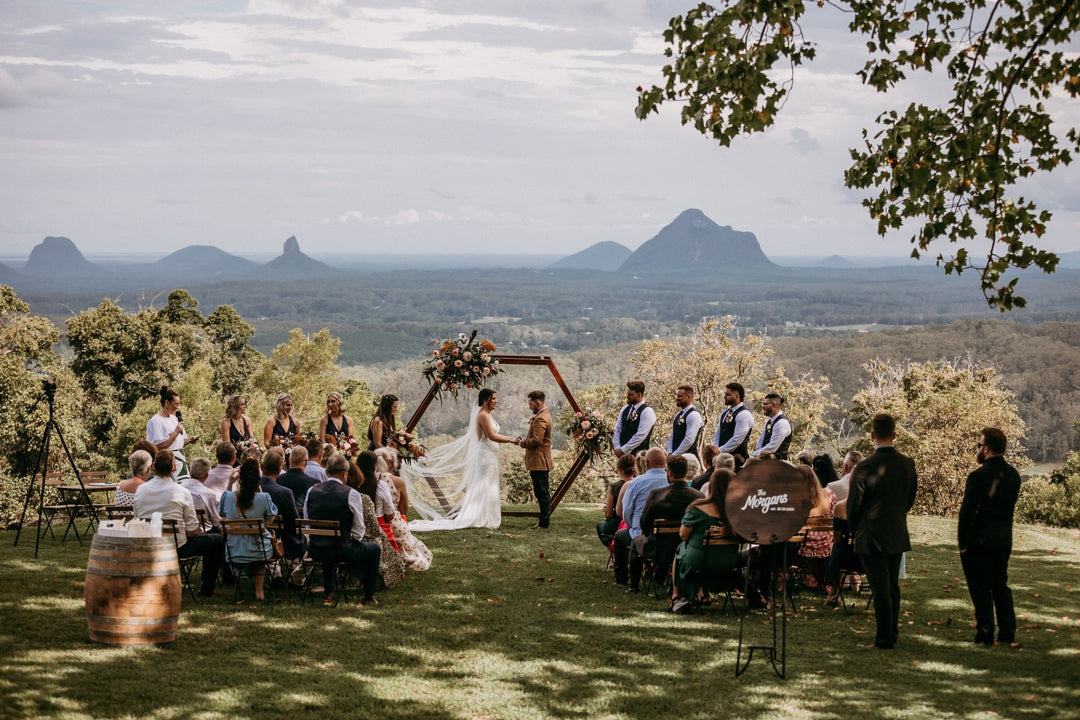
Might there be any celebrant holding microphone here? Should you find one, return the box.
[147,385,198,480]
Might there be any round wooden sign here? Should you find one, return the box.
[725,459,812,545]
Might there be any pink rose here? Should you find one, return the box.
[435,360,445,370]
[581,420,591,430]
[454,359,463,367]
[452,349,459,356]
[575,411,582,417]
[586,430,596,439]
[463,351,473,361]
[482,367,490,376]
[481,354,490,362]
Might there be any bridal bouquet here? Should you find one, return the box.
[422,329,500,398]
[565,409,613,460]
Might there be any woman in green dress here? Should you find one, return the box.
[670,468,738,614]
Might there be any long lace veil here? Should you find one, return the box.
[398,402,481,528]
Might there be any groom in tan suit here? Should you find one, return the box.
[518,390,553,529]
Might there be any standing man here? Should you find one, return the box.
[753,392,792,461]
[958,427,1022,647]
[713,382,754,469]
[847,413,918,650]
[667,385,704,459]
[518,390,553,529]
[612,381,656,458]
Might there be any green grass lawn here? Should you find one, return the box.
[2,508,1078,720]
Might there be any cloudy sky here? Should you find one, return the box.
[3,0,1079,260]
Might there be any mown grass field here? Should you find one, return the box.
[2,508,1078,720]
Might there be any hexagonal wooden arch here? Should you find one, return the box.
[402,354,589,519]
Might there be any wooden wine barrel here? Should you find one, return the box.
[85,534,181,645]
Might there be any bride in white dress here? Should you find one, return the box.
[400,388,518,531]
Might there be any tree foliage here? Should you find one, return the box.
[636,1,1080,309]
[630,317,833,454]
[249,328,343,427]
[847,358,1027,515]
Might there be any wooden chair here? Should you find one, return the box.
[297,518,351,606]
[643,518,683,598]
[157,518,201,601]
[220,518,279,604]
[692,525,743,612]
[102,505,134,521]
[38,473,85,542]
[835,536,873,615]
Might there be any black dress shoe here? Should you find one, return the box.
[626,586,640,594]
[973,634,994,645]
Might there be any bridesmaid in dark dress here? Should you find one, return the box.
[367,394,410,451]
[318,392,355,441]
[263,393,300,448]
[219,394,254,448]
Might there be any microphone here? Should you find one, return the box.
[175,410,183,424]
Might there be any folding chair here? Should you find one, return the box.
[643,518,682,598]
[220,518,279,604]
[158,518,201,601]
[38,473,82,542]
[693,526,743,613]
[835,536,873,615]
[794,515,835,594]
[102,505,134,521]
[297,518,350,606]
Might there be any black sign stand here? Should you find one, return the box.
[736,537,790,678]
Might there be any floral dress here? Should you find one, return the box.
[383,474,432,571]
[360,493,405,588]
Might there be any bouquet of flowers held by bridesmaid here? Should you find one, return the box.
[390,431,426,462]
[235,438,260,456]
[423,329,500,398]
[565,409,613,461]
[325,432,360,458]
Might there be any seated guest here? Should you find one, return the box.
[613,448,674,592]
[598,455,636,547]
[634,452,650,477]
[690,445,719,490]
[219,459,278,601]
[373,447,409,518]
[796,450,816,467]
[823,451,864,604]
[304,454,381,606]
[181,457,222,532]
[134,450,225,598]
[796,464,836,589]
[321,443,336,467]
[204,442,237,502]
[277,445,319,507]
[682,454,701,481]
[639,454,705,590]
[351,453,405,588]
[305,438,330,483]
[671,468,738,614]
[699,452,736,496]
[374,448,432,571]
[259,448,301,561]
[131,440,158,464]
[115,450,152,506]
[813,453,841,489]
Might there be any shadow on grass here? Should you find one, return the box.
[2,510,1078,719]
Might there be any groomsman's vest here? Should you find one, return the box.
[758,412,792,461]
[717,405,751,460]
[618,403,653,454]
[305,481,354,549]
[670,406,702,455]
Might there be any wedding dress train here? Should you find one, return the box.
[400,404,502,531]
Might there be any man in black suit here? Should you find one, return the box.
[638,454,704,588]
[847,413,918,649]
[958,427,1022,647]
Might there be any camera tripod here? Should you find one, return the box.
[13,380,97,558]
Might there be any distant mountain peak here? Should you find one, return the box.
[283,236,301,255]
[24,235,98,276]
[551,241,631,271]
[261,235,339,279]
[619,209,774,273]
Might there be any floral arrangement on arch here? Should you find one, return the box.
[565,408,613,460]
[422,329,500,398]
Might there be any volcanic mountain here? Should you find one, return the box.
[550,241,632,271]
[619,209,774,273]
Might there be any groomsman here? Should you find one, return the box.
[667,384,703,458]
[612,381,656,458]
[712,382,754,469]
[753,392,792,460]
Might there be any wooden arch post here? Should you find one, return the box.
[402,354,591,520]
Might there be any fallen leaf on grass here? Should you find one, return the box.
[486,598,499,604]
